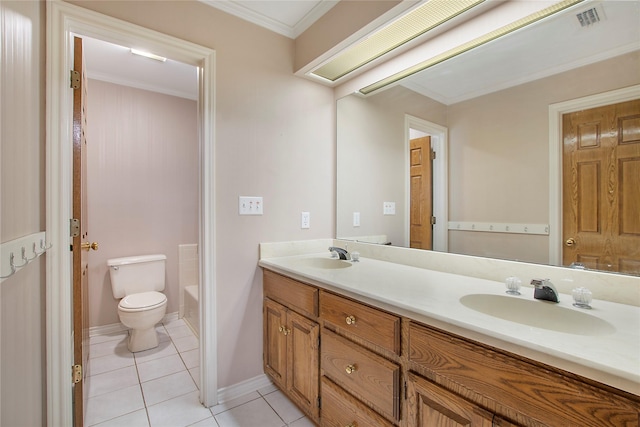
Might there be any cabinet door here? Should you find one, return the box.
[264,298,287,390]
[407,373,494,427]
[287,309,320,420]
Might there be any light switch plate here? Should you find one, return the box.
[301,212,310,229]
[239,196,263,215]
[383,202,396,215]
[353,212,360,227]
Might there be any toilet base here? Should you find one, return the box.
[127,327,159,352]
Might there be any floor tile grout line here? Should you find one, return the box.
[261,395,289,427]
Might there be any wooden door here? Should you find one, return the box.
[263,298,287,389]
[410,136,433,249]
[72,36,91,427]
[562,99,640,274]
[406,373,494,427]
[286,310,319,421]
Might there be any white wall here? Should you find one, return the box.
[0,1,46,425]
[86,79,199,327]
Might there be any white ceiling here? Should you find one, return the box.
[83,0,640,103]
[401,0,640,104]
[199,0,337,38]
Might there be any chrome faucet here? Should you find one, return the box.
[328,246,350,260]
[531,279,559,303]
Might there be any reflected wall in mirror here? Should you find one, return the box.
[336,0,640,274]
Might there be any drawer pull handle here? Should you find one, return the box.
[345,315,356,325]
[345,364,357,374]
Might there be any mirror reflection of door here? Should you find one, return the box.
[562,99,640,275]
[410,136,433,249]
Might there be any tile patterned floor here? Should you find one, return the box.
[86,318,314,427]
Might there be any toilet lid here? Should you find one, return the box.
[119,291,167,312]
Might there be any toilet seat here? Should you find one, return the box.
[119,291,167,312]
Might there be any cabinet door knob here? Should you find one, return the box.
[279,325,290,335]
[345,423,357,427]
[345,364,357,374]
[345,315,356,325]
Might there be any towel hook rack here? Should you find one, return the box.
[1,231,52,281]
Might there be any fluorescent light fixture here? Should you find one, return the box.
[130,48,167,62]
[310,0,486,82]
[359,0,583,95]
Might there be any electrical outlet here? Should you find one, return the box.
[353,212,360,227]
[239,196,263,215]
[383,202,396,215]
[301,212,310,229]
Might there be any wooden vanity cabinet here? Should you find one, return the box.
[319,290,402,425]
[263,271,320,423]
[406,372,495,427]
[408,321,640,427]
[321,377,394,427]
[262,268,640,427]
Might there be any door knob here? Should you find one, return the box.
[565,238,576,247]
[81,242,99,251]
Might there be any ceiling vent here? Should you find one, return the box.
[576,7,602,27]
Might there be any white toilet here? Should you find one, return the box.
[108,254,168,352]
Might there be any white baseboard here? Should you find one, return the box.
[89,311,180,337]
[216,374,274,404]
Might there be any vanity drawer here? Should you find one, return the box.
[321,329,400,422]
[409,322,640,427]
[264,270,318,318]
[321,376,394,427]
[320,291,400,354]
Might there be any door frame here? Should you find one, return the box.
[46,2,217,425]
[404,115,448,252]
[548,84,640,267]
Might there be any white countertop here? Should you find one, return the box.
[259,252,640,396]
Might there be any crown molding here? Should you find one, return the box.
[199,0,337,39]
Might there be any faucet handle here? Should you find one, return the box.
[572,287,592,309]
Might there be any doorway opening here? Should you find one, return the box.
[46,3,217,425]
[404,115,448,253]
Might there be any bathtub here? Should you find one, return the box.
[184,285,199,338]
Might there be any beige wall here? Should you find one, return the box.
[86,79,199,327]
[1,0,335,422]
[337,86,447,245]
[1,1,46,425]
[67,0,336,390]
[447,50,640,262]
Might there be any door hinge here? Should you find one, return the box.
[70,218,80,238]
[317,396,321,408]
[72,364,82,384]
[430,216,437,225]
[404,381,408,400]
[70,70,80,89]
[431,149,436,160]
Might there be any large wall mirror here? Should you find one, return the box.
[337,0,640,275]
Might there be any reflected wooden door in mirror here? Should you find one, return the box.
[562,99,640,275]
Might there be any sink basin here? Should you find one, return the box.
[460,294,615,336]
[292,258,353,269]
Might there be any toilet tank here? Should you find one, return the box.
[107,254,166,298]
